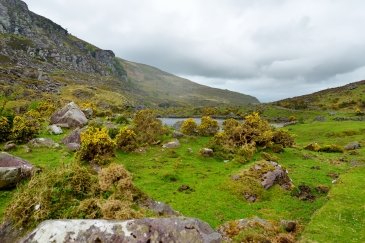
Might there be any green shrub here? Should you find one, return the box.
[272,130,295,147]
[133,109,166,144]
[304,143,321,152]
[77,127,116,165]
[6,163,145,229]
[0,116,12,142]
[114,115,129,125]
[11,115,40,143]
[180,118,198,135]
[197,116,219,136]
[115,127,138,152]
[319,144,344,153]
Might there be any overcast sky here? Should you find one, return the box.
[23,0,365,102]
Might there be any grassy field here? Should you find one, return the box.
[1,118,364,241]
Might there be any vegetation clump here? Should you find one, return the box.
[272,130,295,147]
[132,109,166,144]
[115,127,138,152]
[6,163,145,230]
[304,143,343,153]
[180,118,198,135]
[0,116,12,142]
[77,126,116,165]
[11,115,40,143]
[197,116,219,136]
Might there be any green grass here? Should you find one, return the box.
[0,119,364,243]
[300,165,365,242]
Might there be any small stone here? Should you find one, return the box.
[162,139,180,149]
[200,148,213,157]
[344,141,361,150]
[281,220,297,232]
[172,131,184,138]
[4,143,16,151]
[48,125,63,135]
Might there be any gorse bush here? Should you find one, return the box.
[115,127,138,152]
[6,163,145,229]
[77,126,116,165]
[197,116,219,136]
[11,115,40,143]
[0,116,12,142]
[180,118,198,135]
[272,130,295,147]
[133,109,166,144]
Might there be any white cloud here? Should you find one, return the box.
[23,0,365,101]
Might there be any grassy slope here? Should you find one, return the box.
[0,120,364,242]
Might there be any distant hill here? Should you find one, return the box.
[274,80,365,110]
[0,0,259,108]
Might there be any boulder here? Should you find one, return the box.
[145,199,180,216]
[50,102,88,128]
[3,143,16,151]
[0,152,33,189]
[28,138,60,148]
[66,143,81,152]
[48,125,63,135]
[82,108,93,119]
[172,130,184,138]
[162,139,180,149]
[261,162,293,190]
[62,128,82,145]
[172,120,184,131]
[344,141,361,150]
[22,218,222,243]
[200,148,214,157]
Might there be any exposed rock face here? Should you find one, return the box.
[0,152,33,189]
[261,161,293,190]
[28,138,60,148]
[62,127,82,145]
[162,139,180,149]
[50,102,88,128]
[344,141,361,150]
[22,218,222,243]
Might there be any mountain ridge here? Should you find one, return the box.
[0,0,259,107]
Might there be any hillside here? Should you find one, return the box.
[274,80,365,111]
[0,0,258,108]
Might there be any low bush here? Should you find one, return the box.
[11,115,40,143]
[6,163,145,229]
[304,143,321,152]
[0,116,12,142]
[197,116,219,136]
[319,144,344,153]
[115,127,138,152]
[77,126,116,165]
[133,109,166,144]
[114,115,129,125]
[272,130,295,147]
[180,118,198,135]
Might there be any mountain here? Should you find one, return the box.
[0,0,259,108]
[274,80,365,110]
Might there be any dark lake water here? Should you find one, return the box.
[158,117,284,128]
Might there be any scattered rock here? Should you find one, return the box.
[178,184,194,193]
[50,102,88,128]
[314,116,326,122]
[261,161,293,190]
[172,120,184,131]
[66,143,80,152]
[344,141,361,150]
[280,220,297,233]
[316,185,330,194]
[200,148,214,157]
[47,124,63,135]
[81,108,93,119]
[294,185,315,201]
[0,152,33,189]
[162,139,180,149]
[244,193,257,203]
[28,138,60,148]
[145,199,180,216]
[22,218,222,243]
[172,130,184,138]
[3,142,16,151]
[62,128,82,145]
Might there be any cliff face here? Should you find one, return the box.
[0,0,127,78]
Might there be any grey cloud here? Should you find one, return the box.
[23,0,365,101]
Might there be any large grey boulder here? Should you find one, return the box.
[22,218,222,243]
[50,102,88,128]
[62,128,82,145]
[0,152,33,189]
[162,139,180,149]
[28,138,60,149]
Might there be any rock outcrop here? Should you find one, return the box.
[0,152,33,189]
[28,138,59,148]
[22,218,222,243]
[50,102,88,128]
